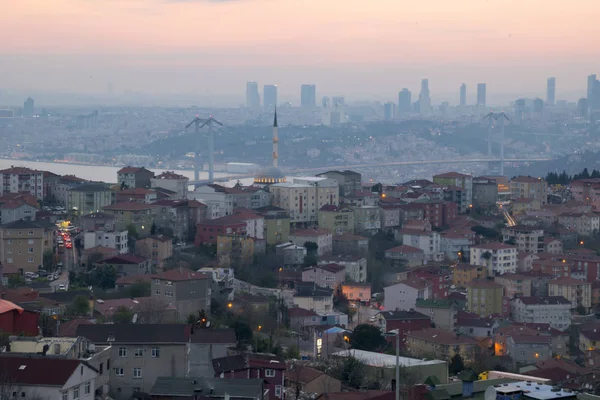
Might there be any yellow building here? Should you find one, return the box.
[102,201,158,236]
[135,235,173,271]
[317,205,354,235]
[452,264,487,287]
[510,176,548,205]
[217,234,254,268]
[66,183,115,216]
[405,327,479,362]
[549,277,592,311]
[0,220,54,273]
[256,206,290,245]
[466,279,504,317]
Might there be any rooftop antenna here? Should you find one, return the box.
[185,115,206,181]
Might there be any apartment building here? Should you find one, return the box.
[432,172,473,213]
[67,183,115,216]
[152,199,192,241]
[571,178,600,209]
[151,269,212,321]
[270,177,339,225]
[256,206,290,245]
[544,238,563,254]
[549,277,592,311]
[384,279,431,311]
[293,283,334,313]
[195,214,247,245]
[81,211,116,232]
[415,299,458,331]
[217,234,254,268]
[353,205,381,235]
[289,228,332,256]
[558,212,600,236]
[302,263,345,289]
[0,201,37,225]
[506,335,552,368]
[440,228,476,261]
[318,205,355,235]
[405,327,478,362]
[470,242,517,276]
[135,235,173,270]
[316,170,362,197]
[102,202,158,236]
[0,220,53,273]
[453,264,488,287]
[332,234,369,256]
[384,244,426,268]
[472,176,499,209]
[84,230,128,253]
[494,273,533,297]
[229,186,271,210]
[319,255,367,282]
[77,324,189,400]
[466,279,505,317]
[502,225,545,253]
[0,166,44,199]
[150,171,189,199]
[190,184,234,218]
[510,296,571,330]
[117,166,155,189]
[510,176,548,205]
[374,310,431,346]
[400,228,442,261]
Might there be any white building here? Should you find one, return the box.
[293,284,334,313]
[470,242,517,276]
[84,230,129,254]
[151,171,189,200]
[557,212,600,236]
[510,296,572,331]
[0,202,37,224]
[383,279,432,311]
[319,255,367,282]
[276,242,307,267]
[353,206,381,235]
[289,228,333,256]
[190,184,234,218]
[401,229,442,261]
[0,166,44,199]
[501,225,545,253]
[270,177,338,224]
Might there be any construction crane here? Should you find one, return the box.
[184,115,223,183]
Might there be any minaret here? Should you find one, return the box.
[272,108,279,168]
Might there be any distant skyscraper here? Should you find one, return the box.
[587,74,597,102]
[546,77,556,106]
[588,74,600,110]
[331,96,344,108]
[477,83,487,106]
[246,82,260,109]
[398,89,411,113]
[322,96,330,108]
[533,98,544,116]
[300,84,316,107]
[460,83,467,107]
[418,79,431,114]
[578,98,589,119]
[23,97,34,117]
[263,84,278,110]
[384,102,395,120]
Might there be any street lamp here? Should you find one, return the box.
[385,329,400,400]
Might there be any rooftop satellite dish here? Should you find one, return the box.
[132,313,138,324]
[484,386,497,400]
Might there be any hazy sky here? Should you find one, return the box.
[1,0,599,104]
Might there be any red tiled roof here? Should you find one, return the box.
[287,366,325,384]
[471,242,516,250]
[115,274,152,285]
[98,253,147,265]
[103,201,158,211]
[332,234,369,241]
[288,307,319,318]
[82,246,119,255]
[155,171,187,180]
[512,175,544,183]
[118,166,150,174]
[385,245,424,254]
[153,268,209,282]
[0,357,86,386]
[0,299,24,314]
[0,167,40,174]
[58,318,95,337]
[406,328,477,345]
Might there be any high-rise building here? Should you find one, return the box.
[384,102,395,120]
[300,84,316,107]
[460,83,467,107]
[263,84,278,110]
[331,96,344,108]
[588,74,600,110]
[246,82,260,109]
[398,89,411,113]
[533,98,544,115]
[587,75,597,102]
[477,83,487,106]
[322,96,330,108]
[578,98,589,119]
[546,77,556,106]
[23,97,34,117]
[418,79,431,115]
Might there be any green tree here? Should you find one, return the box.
[350,324,387,352]
[230,320,253,348]
[88,252,105,266]
[113,306,134,324]
[285,345,300,360]
[129,281,151,297]
[7,275,25,288]
[71,295,90,316]
[43,250,55,271]
[150,222,157,235]
[93,266,117,289]
[449,353,466,375]
[340,356,365,388]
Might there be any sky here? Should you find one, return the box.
[1,0,599,105]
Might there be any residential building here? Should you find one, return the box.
[94,297,176,323]
[76,324,190,399]
[466,279,505,317]
[67,183,115,216]
[332,234,369,256]
[195,214,247,245]
[318,205,355,235]
[212,353,286,400]
[544,238,563,254]
[229,186,271,209]
[151,269,212,321]
[286,366,342,395]
[293,283,334,313]
[0,166,44,199]
[95,254,150,276]
[384,244,426,268]
[0,220,53,273]
[0,299,40,336]
[494,273,533,297]
[405,327,478,362]
[135,235,173,271]
[256,206,290,245]
[83,230,128,253]
[117,166,155,189]
[197,267,235,303]
[341,283,371,303]
[472,176,499,209]
[276,242,307,267]
[571,179,600,209]
[510,296,571,330]
[432,172,473,213]
[152,199,192,240]
[0,201,37,225]
[397,201,458,228]
[82,246,119,264]
[190,184,234,218]
[470,242,518,276]
[49,175,87,206]
[580,326,600,351]
[456,311,501,337]
[548,277,592,311]
[116,188,157,204]
[558,212,600,236]
[229,208,265,239]
[510,176,548,205]
[319,255,367,282]
[502,225,545,253]
[353,206,381,235]
[374,310,431,344]
[440,228,476,261]
[506,335,552,368]
[415,298,458,331]
[452,264,487,287]
[383,279,431,311]
[400,228,442,261]
[187,329,237,377]
[379,204,403,232]
[150,377,265,400]
[81,211,116,232]
[217,234,254,268]
[270,177,339,224]
[495,323,569,358]
[302,263,345,289]
[289,228,332,256]
[102,202,158,236]
[150,171,189,199]
[288,307,321,332]
[410,266,451,299]
[0,356,99,400]
[316,170,361,198]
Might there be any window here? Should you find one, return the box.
[134,348,143,357]
[114,368,124,376]
[27,239,33,244]
[151,347,160,358]
[118,347,127,357]
[7,239,12,244]
[62,393,68,400]
[74,387,80,400]
[28,230,34,235]
[28,257,34,263]
[85,382,90,395]
[133,368,142,379]
[275,386,282,397]
[265,369,276,377]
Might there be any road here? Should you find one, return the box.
[49,242,76,291]
[349,304,380,329]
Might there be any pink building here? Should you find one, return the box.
[302,263,346,289]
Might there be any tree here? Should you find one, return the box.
[230,320,253,348]
[129,281,151,297]
[449,353,465,375]
[150,222,157,235]
[42,250,55,271]
[93,266,117,290]
[350,324,387,352]
[87,252,104,267]
[113,306,134,324]
[71,295,90,316]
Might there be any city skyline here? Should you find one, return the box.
[1,0,598,104]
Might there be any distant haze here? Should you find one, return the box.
[2,0,599,106]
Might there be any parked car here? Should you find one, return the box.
[58,284,66,291]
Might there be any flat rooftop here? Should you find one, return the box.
[331,349,446,368]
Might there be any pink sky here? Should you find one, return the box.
[1,0,599,101]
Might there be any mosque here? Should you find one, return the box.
[253,110,287,185]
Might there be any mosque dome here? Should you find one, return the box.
[254,167,286,184]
